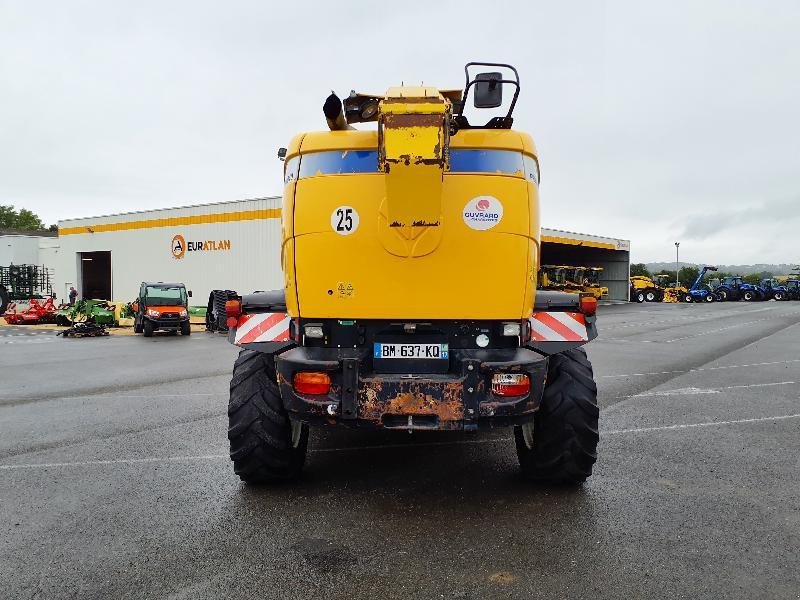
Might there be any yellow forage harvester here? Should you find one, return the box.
[223,62,601,486]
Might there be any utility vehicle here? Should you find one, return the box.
[132,282,192,336]
[224,63,599,484]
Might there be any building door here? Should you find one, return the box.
[80,251,112,300]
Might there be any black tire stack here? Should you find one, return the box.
[206,290,238,332]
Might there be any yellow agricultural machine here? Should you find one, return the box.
[565,266,608,300]
[222,63,600,485]
[629,275,665,303]
[538,265,567,290]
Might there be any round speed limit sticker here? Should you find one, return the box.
[331,206,359,235]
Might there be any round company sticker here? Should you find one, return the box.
[331,206,360,235]
[463,196,503,230]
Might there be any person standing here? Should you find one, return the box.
[68,286,78,306]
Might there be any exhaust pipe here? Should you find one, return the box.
[323,92,354,131]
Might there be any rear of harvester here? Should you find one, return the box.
[226,63,600,484]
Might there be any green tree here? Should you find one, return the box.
[743,274,762,285]
[678,266,700,287]
[0,205,48,231]
[630,263,651,277]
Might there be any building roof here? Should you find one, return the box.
[0,228,58,238]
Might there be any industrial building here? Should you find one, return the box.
[20,197,630,304]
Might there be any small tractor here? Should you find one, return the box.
[223,63,600,485]
[131,282,192,336]
[682,265,718,302]
[714,276,761,301]
[629,275,664,303]
[785,279,800,300]
[757,278,789,301]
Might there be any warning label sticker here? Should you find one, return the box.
[462,196,503,230]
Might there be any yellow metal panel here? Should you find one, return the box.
[299,130,378,153]
[292,173,536,319]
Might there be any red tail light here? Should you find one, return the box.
[225,299,242,317]
[491,373,530,397]
[579,295,597,316]
[293,372,331,395]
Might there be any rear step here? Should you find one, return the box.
[382,414,440,431]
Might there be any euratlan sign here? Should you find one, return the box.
[171,234,231,259]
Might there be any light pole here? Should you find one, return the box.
[675,242,680,287]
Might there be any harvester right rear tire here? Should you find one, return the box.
[228,349,308,484]
[514,347,599,484]
[143,320,154,337]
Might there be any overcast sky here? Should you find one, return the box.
[1,1,799,264]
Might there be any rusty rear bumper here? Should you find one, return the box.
[275,347,548,431]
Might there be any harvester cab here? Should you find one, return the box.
[224,63,600,485]
[538,265,568,290]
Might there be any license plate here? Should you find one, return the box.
[373,343,449,360]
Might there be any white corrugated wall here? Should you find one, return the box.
[56,197,283,304]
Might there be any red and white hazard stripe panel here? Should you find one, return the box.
[529,311,588,342]
[234,313,291,345]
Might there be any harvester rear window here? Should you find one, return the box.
[295,149,539,181]
[298,150,379,178]
[448,149,525,176]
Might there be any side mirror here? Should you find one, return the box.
[277,148,287,161]
[187,290,192,298]
[474,72,503,108]
[132,302,139,313]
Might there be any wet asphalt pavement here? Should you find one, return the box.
[2,301,800,599]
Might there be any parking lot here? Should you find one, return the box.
[2,300,800,599]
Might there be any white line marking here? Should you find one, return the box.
[0,454,226,470]
[629,381,795,398]
[603,413,800,435]
[600,358,800,379]
[1,413,799,471]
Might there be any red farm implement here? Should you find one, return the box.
[3,297,59,325]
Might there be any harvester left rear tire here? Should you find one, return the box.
[228,349,308,484]
[515,347,599,484]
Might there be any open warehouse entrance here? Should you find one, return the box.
[79,251,111,300]
[540,229,630,301]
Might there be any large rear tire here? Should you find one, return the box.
[743,291,755,301]
[514,348,599,484]
[645,290,656,302]
[635,291,645,303]
[717,289,728,302]
[228,349,308,484]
